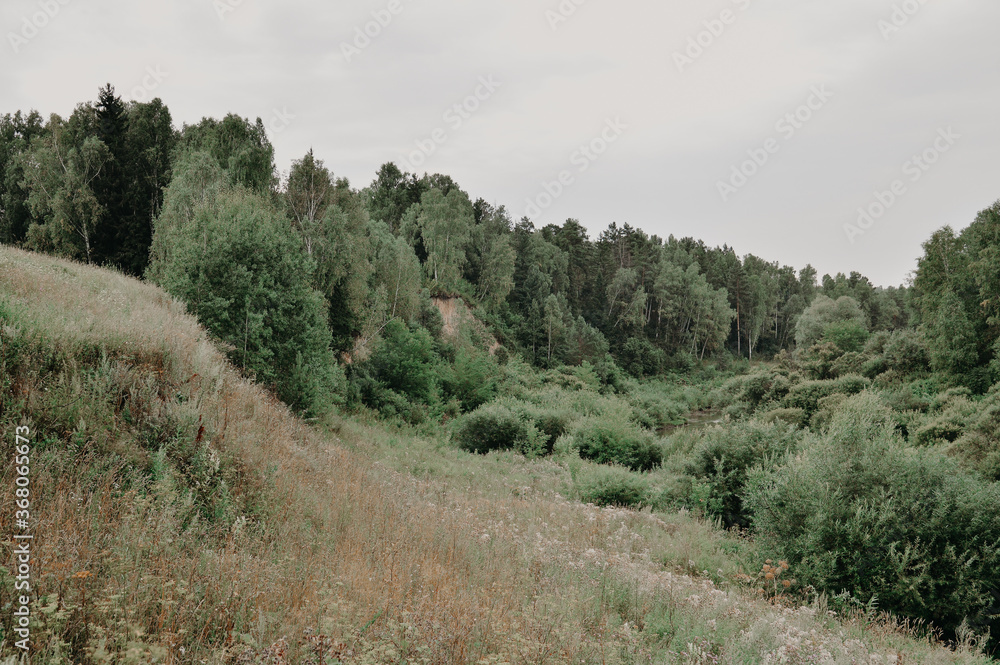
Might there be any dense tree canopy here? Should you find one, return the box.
[9,87,1000,394]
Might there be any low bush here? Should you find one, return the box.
[366,320,442,405]
[684,420,804,529]
[454,403,531,455]
[746,392,1000,644]
[619,337,667,378]
[783,375,870,417]
[762,407,807,428]
[830,351,864,378]
[440,345,500,412]
[573,419,662,471]
[716,370,792,415]
[949,388,1000,479]
[809,393,849,432]
[883,329,932,375]
[913,415,966,446]
[576,465,650,507]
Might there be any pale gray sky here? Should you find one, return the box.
[3,0,998,286]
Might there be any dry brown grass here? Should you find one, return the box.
[0,246,991,664]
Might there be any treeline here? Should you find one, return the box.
[2,86,998,411]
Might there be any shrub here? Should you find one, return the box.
[619,337,666,378]
[573,419,662,471]
[746,392,1000,643]
[783,375,869,418]
[628,395,686,431]
[949,389,1000,479]
[783,380,838,416]
[718,370,792,415]
[576,465,650,508]
[440,345,499,412]
[883,329,931,375]
[835,374,871,395]
[809,393,848,432]
[795,295,867,349]
[830,351,864,378]
[913,415,966,446]
[454,403,530,455]
[823,320,869,353]
[532,411,569,454]
[762,407,807,428]
[592,354,626,393]
[367,320,441,405]
[798,342,844,380]
[863,330,892,356]
[514,403,570,455]
[861,356,888,379]
[684,420,803,529]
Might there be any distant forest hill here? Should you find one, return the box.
[3,85,999,397]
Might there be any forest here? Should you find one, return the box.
[4,85,1000,657]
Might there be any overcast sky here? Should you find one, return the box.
[2,0,997,286]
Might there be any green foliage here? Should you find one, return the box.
[0,110,46,244]
[830,351,864,378]
[822,320,869,353]
[808,393,848,432]
[365,320,441,405]
[20,114,110,264]
[440,345,499,412]
[948,388,1000,479]
[798,341,843,380]
[148,178,337,415]
[746,392,1000,642]
[795,295,867,349]
[454,403,533,455]
[782,375,870,418]
[762,407,807,428]
[573,418,662,471]
[684,420,803,528]
[178,114,276,194]
[883,329,932,375]
[576,465,650,507]
[403,186,474,291]
[619,337,666,378]
[928,290,980,378]
[628,394,687,431]
[717,369,792,416]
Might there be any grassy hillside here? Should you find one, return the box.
[0,246,989,664]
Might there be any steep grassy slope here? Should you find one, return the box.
[0,247,990,664]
